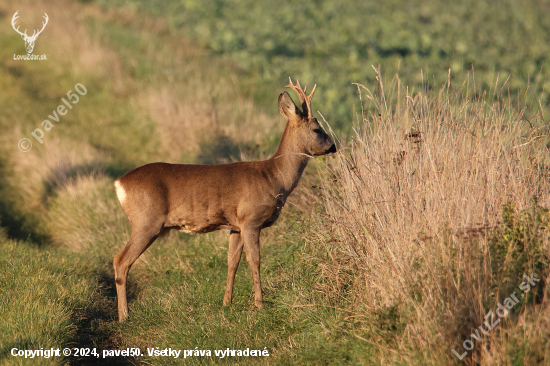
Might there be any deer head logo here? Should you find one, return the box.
[11,11,49,54]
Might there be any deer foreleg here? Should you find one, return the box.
[223,230,244,305]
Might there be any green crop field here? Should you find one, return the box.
[98,0,550,128]
[0,0,549,364]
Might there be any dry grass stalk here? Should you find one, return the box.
[308,70,550,364]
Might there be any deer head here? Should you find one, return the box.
[12,11,49,54]
[278,78,336,157]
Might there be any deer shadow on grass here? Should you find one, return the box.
[0,267,142,366]
[67,268,141,366]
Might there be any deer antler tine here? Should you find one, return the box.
[308,84,316,101]
[286,77,297,90]
[32,13,49,37]
[11,10,28,37]
[12,12,19,28]
[286,77,307,105]
[285,77,317,119]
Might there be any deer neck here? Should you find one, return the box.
[270,125,311,194]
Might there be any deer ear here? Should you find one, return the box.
[278,92,302,120]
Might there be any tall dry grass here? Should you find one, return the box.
[142,77,278,164]
[308,70,550,365]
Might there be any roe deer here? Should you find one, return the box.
[113,78,336,321]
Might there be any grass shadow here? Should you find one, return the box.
[43,161,134,200]
[0,157,50,245]
[196,135,243,165]
[0,157,132,246]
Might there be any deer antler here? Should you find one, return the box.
[12,12,48,40]
[30,13,49,40]
[11,11,28,37]
[286,77,316,119]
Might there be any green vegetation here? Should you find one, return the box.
[0,239,94,366]
[96,0,550,127]
[0,0,549,364]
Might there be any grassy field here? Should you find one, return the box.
[96,0,550,128]
[1,0,550,364]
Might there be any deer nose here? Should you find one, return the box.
[327,144,337,154]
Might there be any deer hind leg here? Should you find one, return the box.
[241,227,264,308]
[113,221,164,322]
[223,230,244,305]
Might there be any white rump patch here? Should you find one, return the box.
[114,180,126,206]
